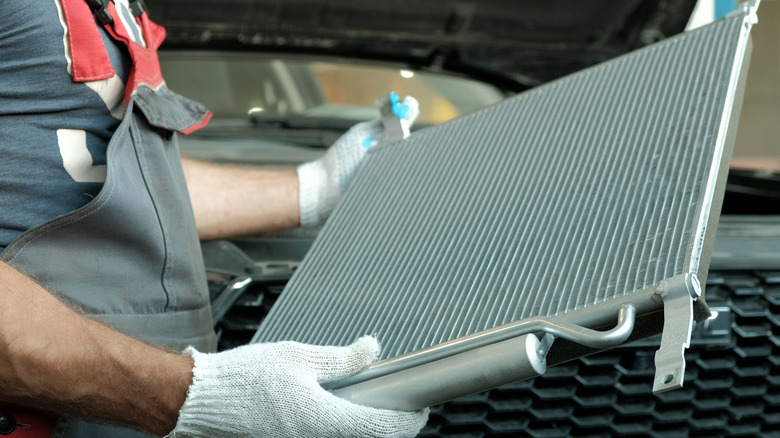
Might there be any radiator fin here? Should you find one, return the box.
[254,12,751,360]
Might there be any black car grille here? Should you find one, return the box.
[419,270,780,438]
[214,269,780,437]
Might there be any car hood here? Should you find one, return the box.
[148,0,697,90]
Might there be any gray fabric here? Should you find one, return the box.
[52,418,158,438]
[1,1,216,435]
[0,0,130,250]
[1,91,216,436]
[1,93,216,350]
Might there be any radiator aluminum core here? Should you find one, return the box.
[253,5,756,385]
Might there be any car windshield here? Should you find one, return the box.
[159,52,505,130]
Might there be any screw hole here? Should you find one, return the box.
[663,374,674,384]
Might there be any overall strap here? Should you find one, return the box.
[60,0,211,133]
[59,0,114,81]
[59,0,167,104]
[100,1,168,105]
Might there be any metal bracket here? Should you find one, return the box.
[652,273,701,393]
[211,276,253,325]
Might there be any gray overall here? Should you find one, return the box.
[1,86,217,437]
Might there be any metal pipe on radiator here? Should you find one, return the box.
[331,333,549,411]
[325,304,636,392]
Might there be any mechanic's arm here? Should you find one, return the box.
[0,261,192,435]
[0,261,428,437]
[183,94,419,240]
[182,158,300,239]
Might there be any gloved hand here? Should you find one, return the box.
[170,336,429,438]
[297,93,419,227]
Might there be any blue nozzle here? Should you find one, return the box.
[389,91,410,120]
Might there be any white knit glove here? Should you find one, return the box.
[297,93,419,226]
[170,336,429,438]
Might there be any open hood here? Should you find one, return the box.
[148,0,697,90]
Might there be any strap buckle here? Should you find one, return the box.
[85,0,113,25]
[128,0,147,17]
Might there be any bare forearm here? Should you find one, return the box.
[0,261,193,435]
[181,158,300,240]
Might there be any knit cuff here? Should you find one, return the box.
[170,348,229,437]
[297,160,327,227]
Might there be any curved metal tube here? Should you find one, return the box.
[323,304,636,390]
[529,304,636,348]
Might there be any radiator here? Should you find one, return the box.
[253,1,758,409]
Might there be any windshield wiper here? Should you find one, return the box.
[250,114,363,132]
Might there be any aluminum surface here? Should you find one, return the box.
[331,334,547,411]
[323,304,635,390]
[253,8,755,361]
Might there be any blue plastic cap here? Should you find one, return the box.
[389,91,410,120]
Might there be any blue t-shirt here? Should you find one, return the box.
[0,0,138,250]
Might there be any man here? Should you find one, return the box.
[0,0,428,436]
